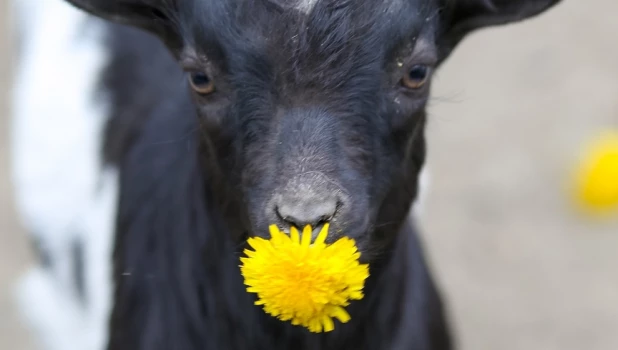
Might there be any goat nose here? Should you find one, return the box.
[276,196,338,229]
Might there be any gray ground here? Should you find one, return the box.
[1,1,617,349]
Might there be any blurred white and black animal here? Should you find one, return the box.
[9,0,560,349]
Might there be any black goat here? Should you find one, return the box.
[10,0,560,349]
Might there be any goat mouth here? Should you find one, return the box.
[279,223,326,236]
[242,222,331,245]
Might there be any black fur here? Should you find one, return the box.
[59,0,562,349]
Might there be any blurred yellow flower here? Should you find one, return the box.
[240,224,369,333]
[573,130,618,214]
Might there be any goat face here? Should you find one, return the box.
[67,0,561,257]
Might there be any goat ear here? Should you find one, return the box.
[65,0,179,45]
[438,0,562,59]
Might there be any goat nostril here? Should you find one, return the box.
[275,198,338,229]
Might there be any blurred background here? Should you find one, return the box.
[1,0,617,349]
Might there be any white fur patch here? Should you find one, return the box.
[14,169,118,350]
[412,166,430,218]
[295,0,319,14]
[10,1,116,349]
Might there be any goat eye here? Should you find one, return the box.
[402,65,430,89]
[189,72,215,95]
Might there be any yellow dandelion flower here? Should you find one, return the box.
[573,130,618,214]
[239,223,370,333]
